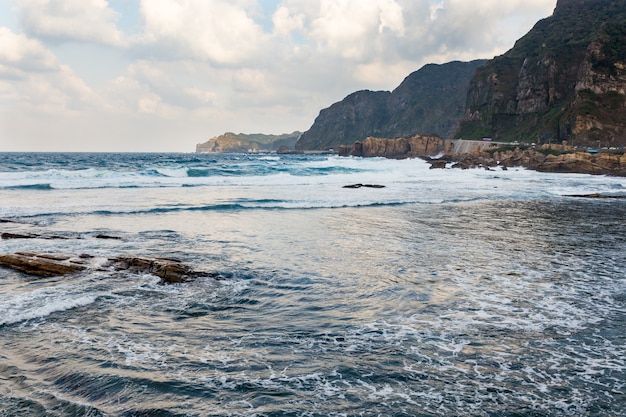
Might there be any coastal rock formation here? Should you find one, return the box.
[0,252,88,276]
[457,0,626,147]
[338,134,445,159]
[296,60,487,151]
[337,136,626,176]
[442,142,626,176]
[0,252,219,284]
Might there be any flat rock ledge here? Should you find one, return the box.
[0,252,219,284]
[343,183,386,189]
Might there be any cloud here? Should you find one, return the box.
[1,0,559,151]
[12,0,126,46]
[272,6,305,37]
[138,0,267,64]
[0,27,58,75]
[0,27,95,115]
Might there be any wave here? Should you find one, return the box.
[15,200,417,219]
[5,183,53,190]
[0,288,98,327]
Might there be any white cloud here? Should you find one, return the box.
[308,0,405,60]
[0,27,57,74]
[232,68,267,93]
[0,28,95,116]
[272,6,305,37]
[1,0,560,151]
[13,0,126,46]
[138,0,266,64]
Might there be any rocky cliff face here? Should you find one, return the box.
[457,0,626,147]
[337,134,445,159]
[296,60,487,151]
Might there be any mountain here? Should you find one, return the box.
[295,60,487,151]
[196,131,301,153]
[457,0,626,147]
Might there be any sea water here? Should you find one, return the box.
[0,152,625,416]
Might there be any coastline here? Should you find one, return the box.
[337,136,626,176]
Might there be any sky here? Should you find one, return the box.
[0,0,557,152]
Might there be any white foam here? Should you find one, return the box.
[0,285,98,326]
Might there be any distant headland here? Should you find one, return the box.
[197,0,626,175]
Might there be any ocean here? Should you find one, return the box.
[0,152,625,416]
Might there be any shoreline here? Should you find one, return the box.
[337,136,626,177]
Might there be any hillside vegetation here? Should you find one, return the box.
[196,132,301,153]
[457,0,626,147]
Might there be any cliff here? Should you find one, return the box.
[338,135,626,176]
[457,0,626,147]
[296,60,487,151]
[337,134,446,159]
[196,131,301,153]
[442,142,626,176]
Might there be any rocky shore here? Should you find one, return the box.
[0,229,220,284]
[338,136,626,176]
[0,251,219,284]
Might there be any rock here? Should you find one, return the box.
[566,193,626,199]
[1,232,68,240]
[429,160,447,169]
[0,252,88,277]
[343,184,386,189]
[94,234,122,240]
[2,232,39,239]
[340,134,444,159]
[108,256,208,284]
[0,252,220,284]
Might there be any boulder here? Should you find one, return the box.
[429,160,447,169]
[0,252,88,276]
[108,256,216,284]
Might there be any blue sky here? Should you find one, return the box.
[0,0,557,152]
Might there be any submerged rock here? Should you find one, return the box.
[0,252,219,284]
[108,256,219,284]
[566,193,626,199]
[0,252,88,276]
[343,183,386,189]
[1,232,68,240]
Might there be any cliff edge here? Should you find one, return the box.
[457,0,626,147]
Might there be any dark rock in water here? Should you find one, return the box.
[343,184,386,189]
[94,234,122,240]
[0,252,88,276]
[429,160,447,169]
[108,256,217,284]
[566,193,626,199]
[2,232,38,239]
[1,232,69,240]
[0,252,220,284]
[451,162,470,170]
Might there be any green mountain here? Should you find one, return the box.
[295,60,487,151]
[457,0,626,147]
[196,131,301,153]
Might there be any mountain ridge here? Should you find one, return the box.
[295,60,487,151]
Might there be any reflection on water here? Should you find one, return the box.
[1,187,626,415]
